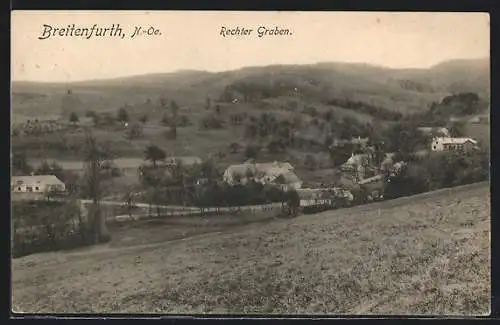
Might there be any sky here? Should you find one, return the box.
[11,11,490,82]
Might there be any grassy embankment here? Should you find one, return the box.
[12,182,490,315]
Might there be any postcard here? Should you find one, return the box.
[11,10,491,316]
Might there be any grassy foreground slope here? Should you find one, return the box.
[12,182,490,315]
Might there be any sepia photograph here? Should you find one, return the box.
[10,11,491,316]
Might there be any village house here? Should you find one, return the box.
[11,175,66,194]
[431,137,478,152]
[223,161,302,190]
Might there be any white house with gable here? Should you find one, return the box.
[431,137,478,152]
[11,175,66,193]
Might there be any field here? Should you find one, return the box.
[11,182,490,315]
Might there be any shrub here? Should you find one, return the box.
[200,114,224,130]
[11,200,94,258]
[304,154,318,171]
[125,122,143,140]
[245,144,260,159]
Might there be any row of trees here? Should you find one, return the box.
[325,97,403,121]
[407,92,486,125]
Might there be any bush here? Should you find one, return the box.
[125,122,143,140]
[195,183,287,207]
[163,128,177,140]
[304,154,318,171]
[177,115,191,127]
[385,150,489,200]
[200,114,224,130]
[11,200,94,258]
[245,144,260,159]
[385,163,430,199]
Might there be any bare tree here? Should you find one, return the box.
[170,100,179,140]
[123,187,136,218]
[83,128,110,243]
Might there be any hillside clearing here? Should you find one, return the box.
[11,183,490,315]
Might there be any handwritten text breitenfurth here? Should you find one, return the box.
[37,24,163,40]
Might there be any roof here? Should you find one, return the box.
[11,175,64,186]
[435,137,478,145]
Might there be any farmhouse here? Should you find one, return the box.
[223,161,302,190]
[11,175,65,193]
[431,137,478,152]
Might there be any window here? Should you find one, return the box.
[433,146,436,150]
[17,187,21,191]
[35,186,39,191]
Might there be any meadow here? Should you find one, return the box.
[11,182,490,315]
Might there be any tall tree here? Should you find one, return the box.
[205,96,211,110]
[69,112,79,125]
[304,154,318,171]
[125,122,144,140]
[11,152,33,176]
[117,107,129,123]
[170,100,179,140]
[229,142,242,154]
[82,129,110,243]
[144,144,166,168]
[139,114,148,124]
[449,121,467,137]
[122,187,135,218]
